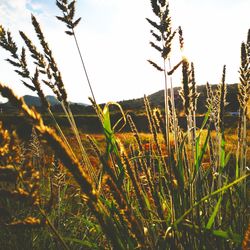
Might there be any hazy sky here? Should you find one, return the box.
[0,0,249,104]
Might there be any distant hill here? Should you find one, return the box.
[118,83,239,114]
[0,83,240,115]
[21,95,59,107]
[1,95,87,108]
[0,95,88,114]
[0,83,242,132]
[0,95,60,108]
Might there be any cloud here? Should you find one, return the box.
[0,0,28,26]
[26,2,44,14]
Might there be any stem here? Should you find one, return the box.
[47,108,76,159]
[60,101,98,185]
[168,59,179,156]
[39,208,70,250]
[242,112,247,197]
[14,162,69,250]
[163,60,171,158]
[72,30,97,105]
[173,173,250,227]
[163,58,175,223]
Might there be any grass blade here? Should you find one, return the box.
[206,195,223,230]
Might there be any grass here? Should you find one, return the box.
[0,0,249,249]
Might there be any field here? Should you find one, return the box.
[0,0,249,250]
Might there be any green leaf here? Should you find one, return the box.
[219,134,226,171]
[63,237,99,249]
[200,109,211,131]
[220,151,231,174]
[206,195,223,229]
[211,229,242,244]
[101,102,126,183]
[175,133,188,189]
[143,192,152,211]
[235,151,239,179]
[195,134,201,167]
[194,128,210,178]
[173,173,250,227]
[103,104,112,133]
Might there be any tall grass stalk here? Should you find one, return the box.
[173,172,250,227]
[56,0,97,104]
[168,59,179,156]
[218,65,227,189]
[0,14,98,185]
[60,101,98,184]
[238,33,250,179]
[0,25,77,161]
[237,31,250,232]
[147,0,179,223]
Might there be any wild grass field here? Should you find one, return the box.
[0,0,249,249]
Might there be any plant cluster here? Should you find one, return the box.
[0,0,249,249]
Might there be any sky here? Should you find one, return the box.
[0,0,249,104]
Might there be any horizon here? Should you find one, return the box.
[0,82,239,105]
[0,0,249,104]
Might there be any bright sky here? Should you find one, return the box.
[0,0,249,104]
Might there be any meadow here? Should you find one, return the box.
[0,0,249,249]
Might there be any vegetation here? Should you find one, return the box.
[0,80,241,115]
[0,0,249,249]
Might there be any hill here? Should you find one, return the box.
[0,83,240,115]
[118,83,239,114]
[0,95,88,113]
